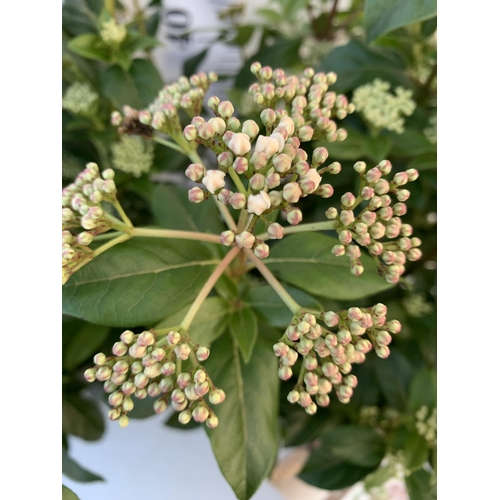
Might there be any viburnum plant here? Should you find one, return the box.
[62,61,428,498]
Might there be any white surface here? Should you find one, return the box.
[64,410,286,500]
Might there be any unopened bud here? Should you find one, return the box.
[196,346,210,361]
[286,208,303,225]
[188,187,206,204]
[235,231,256,249]
[287,390,300,403]
[254,242,270,259]
[278,365,293,380]
[175,344,191,360]
[220,230,235,246]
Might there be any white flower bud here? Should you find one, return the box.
[202,170,226,194]
[283,182,302,203]
[247,192,271,215]
[228,132,252,156]
[235,231,256,249]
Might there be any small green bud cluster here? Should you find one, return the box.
[183,84,339,259]
[62,163,117,284]
[402,293,433,317]
[84,329,223,429]
[248,63,353,143]
[100,18,127,47]
[415,406,437,444]
[111,135,155,177]
[424,114,437,144]
[62,82,99,116]
[359,406,401,431]
[299,37,337,67]
[274,305,401,412]
[326,160,422,283]
[352,79,416,134]
[110,72,218,141]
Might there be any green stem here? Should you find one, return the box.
[228,167,247,195]
[244,250,301,314]
[131,227,221,244]
[112,200,133,228]
[180,246,241,331]
[297,361,307,386]
[255,220,335,242]
[154,136,187,154]
[105,212,132,233]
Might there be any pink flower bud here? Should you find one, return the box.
[282,349,299,366]
[183,124,197,141]
[273,342,289,357]
[379,207,393,221]
[382,251,397,265]
[322,362,339,378]
[233,157,249,174]
[185,163,205,182]
[331,244,345,257]
[209,388,226,405]
[386,225,400,239]
[286,208,303,225]
[283,182,302,203]
[209,117,227,135]
[375,330,392,346]
[375,346,390,359]
[278,116,295,135]
[228,132,251,156]
[408,248,422,261]
[312,147,328,166]
[255,135,280,158]
[324,311,339,327]
[300,168,321,192]
[273,153,292,173]
[374,179,390,195]
[406,168,419,181]
[175,344,191,360]
[269,190,283,206]
[287,391,300,403]
[340,210,355,226]
[393,203,407,216]
[341,192,356,208]
[137,330,155,347]
[260,108,276,126]
[336,129,347,141]
[259,65,273,80]
[202,170,226,194]
[227,117,241,131]
[218,100,234,119]
[217,152,234,169]
[294,160,309,176]
[242,120,260,139]
[235,231,256,249]
[229,193,247,210]
[278,365,293,380]
[161,362,176,376]
[188,187,206,204]
[369,222,385,239]
[197,122,215,140]
[249,174,266,192]
[254,242,270,259]
[304,372,318,387]
[378,160,392,175]
[111,111,122,126]
[266,173,281,189]
[338,230,352,245]
[297,126,314,141]
[196,346,210,361]
[326,207,338,219]
[220,230,235,246]
[299,392,312,408]
[217,188,233,204]
[269,132,285,152]
[397,189,410,202]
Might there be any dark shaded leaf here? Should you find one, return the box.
[406,468,437,500]
[229,307,258,363]
[129,58,164,108]
[183,48,209,77]
[67,33,111,62]
[365,135,393,162]
[408,368,437,413]
[62,394,105,441]
[404,432,429,471]
[63,447,104,483]
[63,484,81,500]
[63,323,110,371]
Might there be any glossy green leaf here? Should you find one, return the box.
[63,238,218,327]
[409,368,437,413]
[63,485,81,500]
[300,426,385,490]
[317,40,411,93]
[183,48,209,77]
[205,334,279,500]
[152,184,225,235]
[63,0,99,35]
[214,273,239,301]
[129,59,164,108]
[111,50,132,70]
[63,323,110,371]
[155,297,231,347]
[62,394,105,441]
[390,128,436,157]
[407,152,437,171]
[406,468,437,500]
[100,64,141,109]
[62,447,104,483]
[365,135,393,162]
[365,0,437,42]
[67,33,110,62]
[229,307,258,363]
[245,285,322,328]
[404,432,429,471]
[315,127,368,161]
[374,348,415,410]
[265,233,394,300]
[122,34,162,54]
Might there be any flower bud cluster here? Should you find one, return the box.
[326,160,422,283]
[111,135,155,177]
[248,63,353,143]
[352,79,416,134]
[415,406,437,444]
[100,18,127,47]
[110,72,218,141]
[359,406,401,431]
[274,304,401,413]
[84,329,223,429]
[62,82,99,116]
[182,84,340,259]
[62,163,117,284]
[402,293,433,318]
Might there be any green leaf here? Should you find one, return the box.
[316,128,368,161]
[231,25,255,47]
[183,48,209,77]
[62,238,218,327]
[365,0,437,42]
[365,135,393,162]
[364,465,396,489]
[409,368,437,413]
[63,0,99,35]
[67,33,111,62]
[122,34,162,54]
[111,50,132,70]
[373,348,415,410]
[145,11,161,37]
[390,128,436,157]
[245,285,322,328]
[129,59,164,108]
[407,152,437,171]
[229,307,258,363]
[214,273,239,301]
[205,334,279,500]
[62,394,105,441]
[63,484,81,500]
[63,323,110,371]
[404,432,429,472]
[155,297,231,347]
[317,40,411,93]
[100,64,141,109]
[421,17,437,38]
[406,468,437,500]
[62,448,104,483]
[152,184,225,235]
[265,233,394,301]
[323,426,387,468]
[300,426,385,490]
[256,8,282,24]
